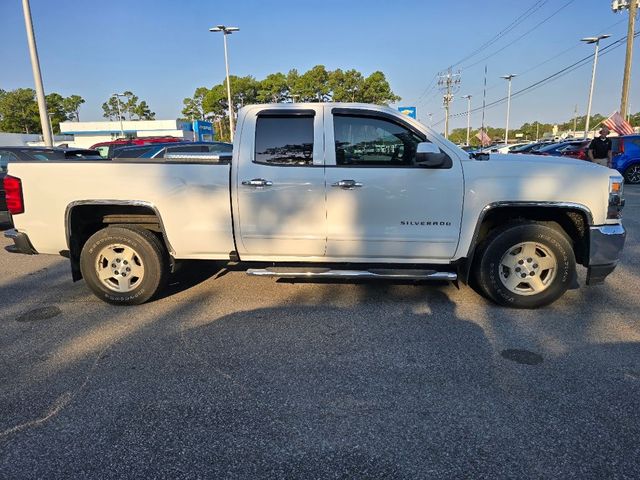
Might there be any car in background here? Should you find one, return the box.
[611,134,640,184]
[494,142,532,154]
[532,140,587,157]
[509,141,554,154]
[112,141,233,159]
[91,137,183,158]
[558,139,591,161]
[1,146,103,225]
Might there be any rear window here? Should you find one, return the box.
[22,150,66,161]
[207,143,233,153]
[113,146,155,158]
[64,150,102,159]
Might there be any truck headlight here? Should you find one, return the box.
[608,176,625,219]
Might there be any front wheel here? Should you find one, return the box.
[624,164,640,184]
[474,222,576,309]
[80,226,168,305]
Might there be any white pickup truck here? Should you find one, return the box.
[3,103,626,308]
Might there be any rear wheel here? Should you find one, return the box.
[624,164,640,184]
[80,226,167,305]
[474,222,576,308]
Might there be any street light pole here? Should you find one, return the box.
[21,0,52,146]
[112,93,126,138]
[582,34,610,138]
[461,95,472,146]
[500,74,517,145]
[210,25,239,142]
[47,112,55,145]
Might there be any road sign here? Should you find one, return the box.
[398,106,417,119]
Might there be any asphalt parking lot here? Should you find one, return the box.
[1,188,639,479]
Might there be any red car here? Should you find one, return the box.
[91,136,183,158]
[559,140,591,161]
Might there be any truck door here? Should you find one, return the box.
[234,106,326,260]
[324,108,464,261]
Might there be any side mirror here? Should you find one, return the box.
[415,142,451,168]
[470,151,490,161]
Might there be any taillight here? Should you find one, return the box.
[619,138,625,154]
[3,175,24,215]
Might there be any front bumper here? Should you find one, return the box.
[3,229,38,255]
[586,224,626,285]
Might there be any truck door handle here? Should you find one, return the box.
[242,178,273,187]
[331,179,363,189]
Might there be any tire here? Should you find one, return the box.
[623,164,640,184]
[80,226,168,305]
[474,222,576,309]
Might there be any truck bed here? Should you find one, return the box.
[7,161,235,259]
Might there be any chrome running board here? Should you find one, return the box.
[246,267,457,281]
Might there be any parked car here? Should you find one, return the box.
[509,141,554,154]
[4,103,625,309]
[611,135,640,184]
[0,146,103,225]
[91,137,183,158]
[113,141,233,159]
[494,142,532,154]
[532,140,587,157]
[559,140,591,160]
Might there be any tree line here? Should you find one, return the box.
[0,88,157,135]
[181,65,401,141]
[0,88,84,134]
[102,91,155,121]
[448,112,640,146]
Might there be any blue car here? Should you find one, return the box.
[112,141,233,159]
[611,135,640,184]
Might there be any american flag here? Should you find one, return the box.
[603,111,635,136]
[476,129,491,146]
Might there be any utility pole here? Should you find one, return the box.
[501,74,517,145]
[461,95,472,145]
[573,104,578,135]
[438,67,461,139]
[536,122,540,141]
[210,25,239,142]
[582,34,610,138]
[21,0,52,146]
[613,0,638,119]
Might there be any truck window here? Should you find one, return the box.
[0,151,19,173]
[334,114,424,167]
[255,115,314,166]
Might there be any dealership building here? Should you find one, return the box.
[59,119,214,148]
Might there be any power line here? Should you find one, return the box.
[411,0,548,106]
[461,0,575,70]
[456,17,628,101]
[413,3,624,116]
[431,31,638,127]
[451,0,549,68]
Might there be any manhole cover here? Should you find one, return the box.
[16,306,62,323]
[500,348,543,365]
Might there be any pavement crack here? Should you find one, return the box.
[0,343,112,439]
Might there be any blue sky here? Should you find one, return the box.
[1,0,638,132]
